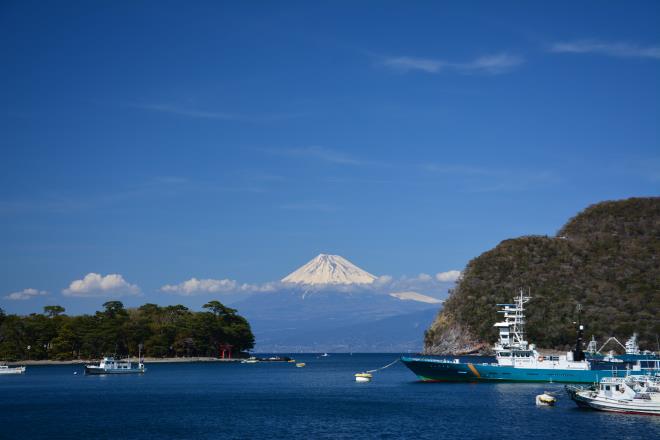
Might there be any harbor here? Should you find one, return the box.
[2,354,659,440]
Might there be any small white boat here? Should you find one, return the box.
[241,357,259,364]
[0,365,26,375]
[321,353,329,357]
[567,375,660,415]
[355,372,372,383]
[296,362,306,368]
[84,357,145,375]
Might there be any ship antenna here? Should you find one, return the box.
[573,303,585,361]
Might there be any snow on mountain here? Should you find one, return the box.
[389,291,443,304]
[281,254,377,285]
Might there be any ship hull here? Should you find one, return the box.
[401,357,614,384]
[84,367,145,375]
[569,392,660,416]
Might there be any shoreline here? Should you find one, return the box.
[6,357,244,366]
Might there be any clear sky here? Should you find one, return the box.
[1,1,658,314]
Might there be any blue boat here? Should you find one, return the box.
[584,334,659,363]
[402,291,660,384]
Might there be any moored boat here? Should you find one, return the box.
[566,375,660,415]
[585,334,659,363]
[402,290,660,383]
[84,357,145,375]
[0,365,26,375]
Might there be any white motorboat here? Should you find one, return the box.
[84,357,145,375]
[0,365,26,375]
[567,375,660,415]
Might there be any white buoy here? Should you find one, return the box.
[535,392,557,406]
[355,372,372,382]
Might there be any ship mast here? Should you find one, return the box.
[495,289,531,351]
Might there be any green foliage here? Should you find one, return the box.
[427,197,660,351]
[0,300,254,361]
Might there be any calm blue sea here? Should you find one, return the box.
[1,354,659,440]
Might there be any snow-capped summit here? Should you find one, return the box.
[281,254,377,285]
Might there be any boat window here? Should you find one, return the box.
[605,385,610,391]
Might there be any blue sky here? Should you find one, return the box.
[1,1,658,314]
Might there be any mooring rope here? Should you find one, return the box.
[366,359,399,373]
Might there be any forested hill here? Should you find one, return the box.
[424,197,660,354]
[0,301,254,361]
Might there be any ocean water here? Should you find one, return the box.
[1,354,659,440]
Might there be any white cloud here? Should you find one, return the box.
[374,275,393,285]
[390,291,443,304]
[161,278,238,296]
[63,273,140,297]
[381,53,523,75]
[131,104,303,123]
[415,273,433,282]
[382,56,444,73]
[239,281,281,293]
[4,288,48,300]
[279,202,338,212]
[266,146,363,165]
[436,270,461,282]
[550,41,660,59]
[462,54,524,74]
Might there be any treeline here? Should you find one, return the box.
[0,300,254,361]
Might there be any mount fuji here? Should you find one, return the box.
[229,254,445,352]
[281,254,377,285]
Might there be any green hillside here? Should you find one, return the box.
[425,197,660,354]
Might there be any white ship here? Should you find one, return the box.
[567,375,660,415]
[84,357,145,375]
[0,365,26,375]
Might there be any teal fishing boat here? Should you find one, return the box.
[402,291,660,383]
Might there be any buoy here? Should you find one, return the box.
[296,363,306,368]
[535,393,557,406]
[73,371,78,375]
[355,373,372,382]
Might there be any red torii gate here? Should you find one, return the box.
[218,343,233,359]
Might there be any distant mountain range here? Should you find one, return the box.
[229,254,444,352]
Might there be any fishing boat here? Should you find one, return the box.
[585,334,659,363]
[0,365,26,375]
[84,356,145,375]
[566,375,660,415]
[401,290,660,383]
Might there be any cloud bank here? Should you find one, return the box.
[161,278,280,296]
[63,273,140,297]
[4,288,48,300]
[550,41,660,59]
[381,53,523,75]
[161,278,238,295]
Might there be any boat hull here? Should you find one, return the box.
[0,367,26,375]
[569,392,660,416]
[84,366,145,375]
[401,357,623,384]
